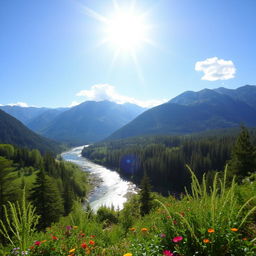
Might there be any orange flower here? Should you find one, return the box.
[242,237,247,241]
[208,228,215,233]
[123,253,133,256]
[129,227,136,232]
[69,248,76,253]
[203,238,210,243]
[230,228,238,232]
[141,228,148,232]
[89,240,95,245]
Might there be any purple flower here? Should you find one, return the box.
[66,225,72,230]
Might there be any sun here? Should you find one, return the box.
[82,1,154,79]
[104,9,149,51]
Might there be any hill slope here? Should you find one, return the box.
[41,100,145,145]
[109,85,256,140]
[0,109,61,153]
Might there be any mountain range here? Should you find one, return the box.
[109,85,256,140]
[1,85,256,146]
[0,101,145,146]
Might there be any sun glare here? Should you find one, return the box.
[105,10,148,51]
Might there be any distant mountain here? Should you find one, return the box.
[108,85,256,140]
[0,105,68,130]
[0,109,62,153]
[0,106,48,124]
[41,100,145,145]
[27,108,68,133]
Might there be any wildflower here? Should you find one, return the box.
[242,237,247,241]
[208,228,215,233]
[86,248,91,254]
[90,235,95,238]
[160,233,166,238]
[129,227,136,232]
[66,225,72,231]
[173,220,177,225]
[80,233,85,237]
[141,227,148,232]
[163,250,174,256]
[89,240,95,245]
[69,248,76,253]
[81,243,87,249]
[179,212,185,217]
[73,225,78,229]
[123,253,132,256]
[52,235,58,240]
[230,228,238,232]
[172,236,183,243]
[203,238,210,243]
[166,216,171,219]
[41,240,47,243]
[34,241,41,246]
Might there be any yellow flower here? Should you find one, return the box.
[208,228,215,233]
[73,225,78,229]
[123,253,132,256]
[230,228,238,232]
[203,238,210,243]
[141,228,148,232]
[69,248,76,253]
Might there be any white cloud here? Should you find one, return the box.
[76,84,167,108]
[195,57,236,81]
[6,102,29,107]
[68,101,80,107]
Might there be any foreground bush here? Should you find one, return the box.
[1,167,256,255]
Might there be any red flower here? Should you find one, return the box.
[163,250,174,256]
[81,243,87,249]
[172,236,183,243]
[52,236,58,240]
[90,235,95,238]
[34,241,41,246]
[80,233,85,237]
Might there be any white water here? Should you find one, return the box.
[61,146,137,211]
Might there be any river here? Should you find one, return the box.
[61,146,137,211]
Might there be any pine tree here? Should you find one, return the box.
[29,169,64,230]
[228,126,255,180]
[139,173,152,216]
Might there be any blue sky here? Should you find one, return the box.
[1,0,256,108]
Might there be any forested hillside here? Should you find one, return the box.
[82,127,256,194]
[0,144,88,230]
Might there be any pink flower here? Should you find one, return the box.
[172,236,183,243]
[34,241,41,246]
[160,233,166,238]
[163,250,174,256]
